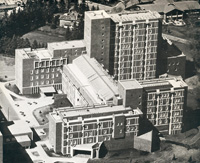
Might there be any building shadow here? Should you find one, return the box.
[185,60,196,78]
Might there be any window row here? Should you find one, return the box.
[30,67,60,74]
[34,59,67,68]
[30,80,54,86]
[30,73,59,80]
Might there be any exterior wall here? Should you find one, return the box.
[62,65,92,107]
[49,114,62,153]
[15,49,24,93]
[134,137,152,152]
[145,88,186,135]
[50,112,140,156]
[15,50,68,94]
[113,19,160,81]
[167,55,186,79]
[84,12,111,71]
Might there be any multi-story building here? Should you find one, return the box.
[157,36,186,79]
[49,105,142,158]
[84,10,162,80]
[118,77,188,135]
[15,40,86,94]
[62,55,119,107]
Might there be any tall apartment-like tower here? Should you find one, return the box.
[84,10,112,71]
[118,77,188,135]
[84,10,162,80]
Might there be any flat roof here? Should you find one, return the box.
[57,105,142,118]
[47,40,86,50]
[119,79,142,90]
[40,86,56,93]
[85,10,110,19]
[15,135,30,143]
[110,11,161,23]
[8,120,32,135]
[17,48,52,60]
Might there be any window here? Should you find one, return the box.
[102,33,104,36]
[41,69,44,73]
[46,74,49,79]
[36,75,39,79]
[41,75,44,79]
[46,61,50,67]
[41,81,44,85]
[46,80,49,84]
[84,125,88,129]
[57,68,60,71]
[120,129,122,134]
[30,70,33,74]
[69,134,73,139]
[30,76,33,81]
[46,68,49,73]
[52,74,54,78]
[35,69,39,74]
[36,81,39,86]
[52,68,54,72]
[56,73,59,77]
[52,80,54,84]
[103,130,107,134]
[30,82,33,87]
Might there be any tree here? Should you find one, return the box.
[91,5,96,11]
[32,40,38,49]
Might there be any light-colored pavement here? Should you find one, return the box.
[26,141,89,163]
[0,81,54,128]
[162,33,190,44]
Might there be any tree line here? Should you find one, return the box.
[0,0,66,56]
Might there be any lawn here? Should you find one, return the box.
[22,29,66,45]
[33,105,53,125]
[0,55,15,81]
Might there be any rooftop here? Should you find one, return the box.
[73,55,119,101]
[17,48,52,60]
[138,1,200,13]
[47,40,86,50]
[110,11,161,23]
[119,79,142,90]
[85,10,110,19]
[52,105,142,119]
[8,120,32,136]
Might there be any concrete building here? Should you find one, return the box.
[49,106,143,158]
[157,37,186,79]
[62,55,119,107]
[15,40,86,94]
[118,77,188,135]
[84,10,162,80]
[134,0,200,23]
[0,120,33,148]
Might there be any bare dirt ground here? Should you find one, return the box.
[0,55,15,81]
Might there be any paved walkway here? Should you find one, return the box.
[26,141,89,163]
[162,33,190,44]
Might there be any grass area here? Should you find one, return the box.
[0,55,15,81]
[38,25,66,36]
[22,29,66,44]
[33,105,53,125]
[162,25,190,40]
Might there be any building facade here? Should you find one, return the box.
[15,40,86,94]
[118,77,188,135]
[84,10,162,80]
[49,106,142,157]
